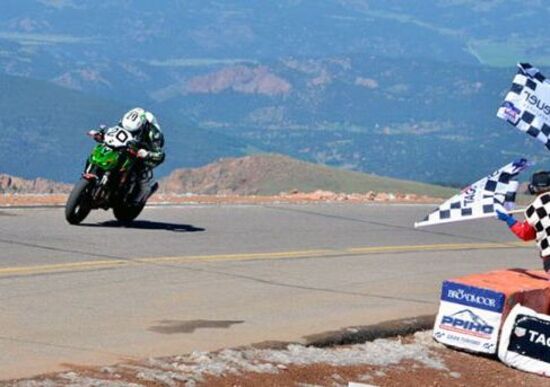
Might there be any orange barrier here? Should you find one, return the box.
[433,269,550,354]
[453,269,550,319]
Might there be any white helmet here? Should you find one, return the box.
[120,107,160,133]
[121,107,146,133]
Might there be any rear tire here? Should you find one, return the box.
[113,202,145,223]
[65,178,93,225]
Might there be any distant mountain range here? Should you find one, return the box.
[2,59,548,186]
[1,1,550,185]
[3,1,549,75]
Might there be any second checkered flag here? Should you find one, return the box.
[415,159,530,228]
[497,63,550,150]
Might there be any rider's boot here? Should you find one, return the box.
[133,181,159,206]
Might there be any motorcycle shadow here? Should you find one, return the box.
[81,220,205,232]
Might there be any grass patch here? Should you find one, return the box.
[468,38,550,67]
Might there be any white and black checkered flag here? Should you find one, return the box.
[524,193,550,257]
[497,63,550,150]
[415,159,530,228]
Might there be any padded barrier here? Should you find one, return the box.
[499,304,550,377]
[433,269,550,354]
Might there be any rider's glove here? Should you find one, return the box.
[136,149,150,159]
[87,130,104,142]
[496,210,517,227]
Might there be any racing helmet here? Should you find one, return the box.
[121,107,147,134]
[528,171,550,195]
[121,108,160,134]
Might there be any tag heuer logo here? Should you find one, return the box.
[514,327,527,337]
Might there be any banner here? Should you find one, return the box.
[499,304,550,377]
[497,63,550,150]
[415,159,530,228]
[433,281,505,354]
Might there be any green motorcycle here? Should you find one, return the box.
[65,126,148,225]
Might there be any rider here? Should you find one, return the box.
[496,171,550,277]
[88,107,165,205]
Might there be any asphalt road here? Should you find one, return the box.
[0,203,538,379]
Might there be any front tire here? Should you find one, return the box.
[65,178,93,225]
[113,202,145,223]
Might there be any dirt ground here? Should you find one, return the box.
[8,332,550,386]
[202,349,550,387]
[203,361,545,386]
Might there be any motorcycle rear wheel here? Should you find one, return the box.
[113,202,145,223]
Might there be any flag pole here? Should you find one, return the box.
[507,208,526,215]
[414,208,527,228]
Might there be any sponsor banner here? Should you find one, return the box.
[499,304,550,376]
[433,301,502,353]
[433,282,505,354]
[441,281,505,313]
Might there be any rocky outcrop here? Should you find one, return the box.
[161,155,278,195]
[186,66,292,96]
[0,174,72,194]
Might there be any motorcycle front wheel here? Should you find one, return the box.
[65,178,93,225]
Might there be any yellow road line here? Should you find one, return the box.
[0,259,127,276]
[0,242,532,278]
[347,241,530,254]
[140,249,335,264]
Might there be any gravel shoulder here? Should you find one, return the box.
[9,331,550,386]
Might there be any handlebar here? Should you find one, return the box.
[87,130,141,157]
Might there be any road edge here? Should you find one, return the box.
[247,315,436,351]
[304,314,436,347]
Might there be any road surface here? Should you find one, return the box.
[0,203,536,379]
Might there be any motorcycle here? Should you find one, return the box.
[65,126,152,225]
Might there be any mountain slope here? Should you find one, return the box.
[161,154,457,197]
[0,74,251,182]
[0,74,123,181]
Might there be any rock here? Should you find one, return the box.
[185,66,292,96]
[0,174,71,194]
[374,193,390,201]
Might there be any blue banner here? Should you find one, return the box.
[441,281,505,313]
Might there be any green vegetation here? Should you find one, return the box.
[147,58,259,67]
[0,32,92,45]
[467,39,550,67]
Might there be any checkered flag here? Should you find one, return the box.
[525,193,550,257]
[415,159,530,228]
[497,63,550,150]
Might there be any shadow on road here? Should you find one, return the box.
[81,220,206,232]
[148,319,244,334]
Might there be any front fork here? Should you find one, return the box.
[82,164,111,206]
